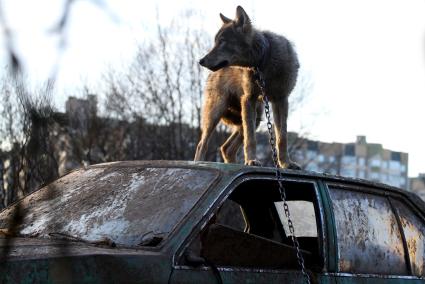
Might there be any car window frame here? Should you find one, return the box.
[149,166,223,252]
[173,173,328,274]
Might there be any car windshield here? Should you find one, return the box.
[0,165,218,247]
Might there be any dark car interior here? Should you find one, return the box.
[184,178,323,271]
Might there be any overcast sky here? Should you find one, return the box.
[1,0,424,176]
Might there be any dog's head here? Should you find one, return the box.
[199,6,254,71]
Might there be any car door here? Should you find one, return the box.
[325,182,424,283]
[170,175,337,284]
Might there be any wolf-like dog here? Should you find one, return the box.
[194,6,300,169]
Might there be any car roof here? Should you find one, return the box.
[86,160,425,212]
[87,160,411,192]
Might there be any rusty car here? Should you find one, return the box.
[0,160,425,283]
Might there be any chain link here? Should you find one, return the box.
[254,67,311,284]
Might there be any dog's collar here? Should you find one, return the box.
[257,34,271,72]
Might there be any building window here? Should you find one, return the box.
[294,150,304,162]
[389,161,401,172]
[307,141,318,151]
[388,175,400,187]
[306,163,319,172]
[382,174,389,182]
[344,144,355,156]
[381,161,388,170]
[370,172,380,180]
[341,168,356,178]
[306,150,317,160]
[358,157,365,167]
[369,158,381,168]
[391,152,401,162]
[342,156,356,166]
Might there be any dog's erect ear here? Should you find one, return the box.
[220,13,232,24]
[235,6,251,32]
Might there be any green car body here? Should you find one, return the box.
[0,161,424,283]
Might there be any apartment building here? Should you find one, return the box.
[290,134,409,190]
[410,174,425,200]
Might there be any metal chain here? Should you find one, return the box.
[254,67,311,284]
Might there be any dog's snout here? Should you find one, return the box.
[199,58,206,66]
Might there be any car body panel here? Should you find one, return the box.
[0,238,169,283]
[0,160,424,283]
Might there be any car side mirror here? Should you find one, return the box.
[201,224,311,269]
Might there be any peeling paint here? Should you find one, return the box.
[329,188,407,275]
[0,166,218,247]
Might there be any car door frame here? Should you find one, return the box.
[321,179,425,283]
[169,172,338,284]
[389,192,425,280]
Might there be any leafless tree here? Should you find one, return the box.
[99,14,223,161]
[0,75,61,207]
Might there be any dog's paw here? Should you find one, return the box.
[279,161,301,170]
[246,159,262,167]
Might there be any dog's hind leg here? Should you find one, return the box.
[194,95,226,161]
[271,97,300,169]
[220,127,243,163]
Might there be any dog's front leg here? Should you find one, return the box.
[241,96,261,166]
[271,97,300,169]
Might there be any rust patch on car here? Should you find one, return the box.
[329,188,407,275]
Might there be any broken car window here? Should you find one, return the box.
[275,200,318,238]
[185,178,322,270]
